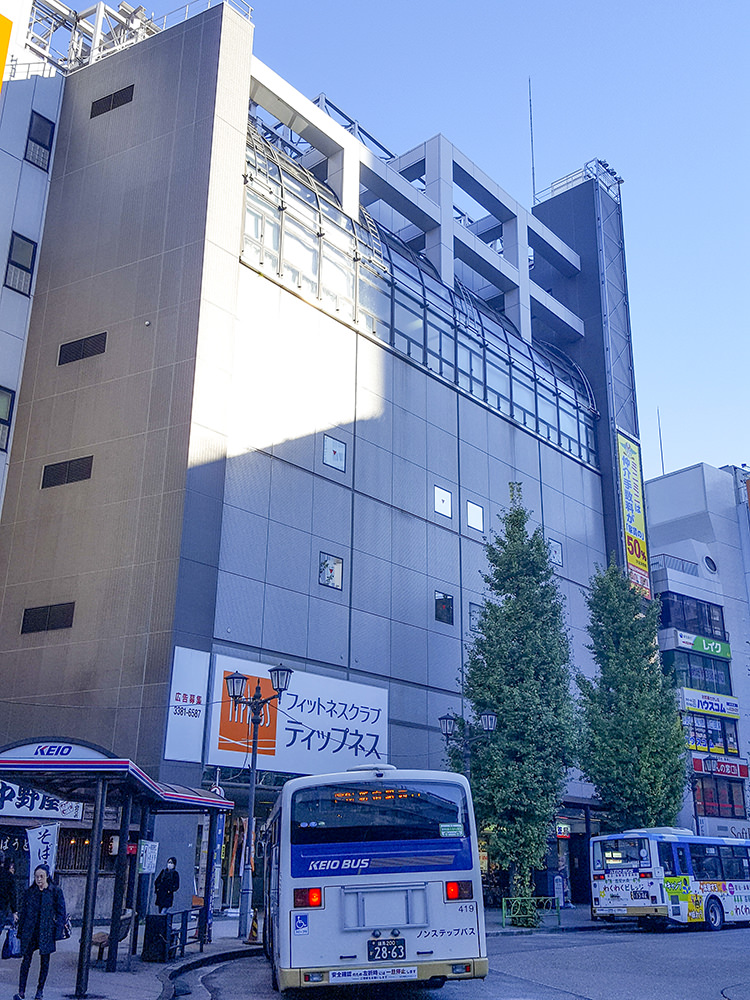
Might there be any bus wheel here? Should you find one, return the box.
[705,897,724,932]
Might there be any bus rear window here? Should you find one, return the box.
[593,838,650,870]
[291,781,469,845]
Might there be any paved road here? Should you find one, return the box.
[176,924,750,1000]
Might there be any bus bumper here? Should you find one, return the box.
[278,957,489,990]
[591,905,668,920]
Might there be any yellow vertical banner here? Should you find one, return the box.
[0,15,12,96]
[617,431,651,599]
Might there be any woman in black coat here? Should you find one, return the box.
[14,864,66,1000]
[154,857,180,913]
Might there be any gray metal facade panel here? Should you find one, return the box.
[389,621,428,684]
[306,596,349,664]
[224,450,272,515]
[217,505,269,580]
[265,521,313,593]
[351,550,392,619]
[261,584,309,656]
[350,608,391,676]
[214,570,264,647]
[391,455,428,519]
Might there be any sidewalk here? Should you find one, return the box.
[0,906,631,1000]
[485,902,636,935]
[0,914,257,1000]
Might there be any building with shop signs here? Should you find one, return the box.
[1,0,648,905]
[647,463,750,839]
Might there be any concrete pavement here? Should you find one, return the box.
[0,904,626,1000]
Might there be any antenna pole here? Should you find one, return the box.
[657,407,665,476]
[529,77,537,204]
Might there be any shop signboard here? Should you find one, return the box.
[616,432,650,598]
[679,688,739,719]
[27,823,59,881]
[692,756,748,779]
[206,654,388,774]
[675,630,731,660]
[0,779,83,820]
[164,648,211,763]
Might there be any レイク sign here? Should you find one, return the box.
[676,630,731,660]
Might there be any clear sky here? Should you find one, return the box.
[249,0,749,482]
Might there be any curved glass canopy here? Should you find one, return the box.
[244,124,598,467]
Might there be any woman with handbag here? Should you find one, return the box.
[13,864,67,1000]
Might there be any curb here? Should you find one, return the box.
[157,945,263,999]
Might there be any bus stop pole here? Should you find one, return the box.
[106,792,132,971]
[75,777,107,998]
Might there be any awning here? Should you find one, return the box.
[0,756,233,811]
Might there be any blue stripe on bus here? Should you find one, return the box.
[291,839,473,877]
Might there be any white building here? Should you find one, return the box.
[647,463,750,838]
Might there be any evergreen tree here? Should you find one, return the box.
[459,484,574,898]
[577,558,687,829]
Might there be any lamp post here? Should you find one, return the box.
[439,710,497,781]
[225,664,293,939]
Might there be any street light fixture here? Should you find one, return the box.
[439,710,497,779]
[225,664,293,939]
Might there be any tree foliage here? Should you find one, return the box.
[577,558,687,829]
[459,484,574,893]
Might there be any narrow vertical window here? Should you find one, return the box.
[435,591,454,625]
[5,233,37,296]
[434,486,452,518]
[25,111,55,171]
[0,386,14,451]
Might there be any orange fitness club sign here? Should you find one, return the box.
[218,672,279,755]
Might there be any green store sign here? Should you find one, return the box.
[676,630,731,660]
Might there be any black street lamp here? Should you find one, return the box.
[225,665,293,939]
[439,710,497,780]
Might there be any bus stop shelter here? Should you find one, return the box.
[0,740,233,998]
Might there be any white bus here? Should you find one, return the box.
[591,827,750,930]
[261,764,488,991]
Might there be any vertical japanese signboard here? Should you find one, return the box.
[617,431,651,599]
[27,823,59,881]
[0,15,11,96]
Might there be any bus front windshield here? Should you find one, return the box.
[291,781,469,845]
[593,837,651,871]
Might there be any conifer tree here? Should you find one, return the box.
[577,558,687,829]
[459,484,574,898]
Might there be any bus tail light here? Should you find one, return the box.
[445,880,473,901]
[593,873,605,881]
[294,887,322,908]
[639,872,653,879]
[452,964,471,974]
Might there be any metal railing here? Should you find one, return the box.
[501,896,561,928]
[650,552,699,577]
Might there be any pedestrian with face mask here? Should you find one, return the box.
[14,864,66,1000]
[154,857,180,913]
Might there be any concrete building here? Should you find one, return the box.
[0,0,648,904]
[647,463,750,839]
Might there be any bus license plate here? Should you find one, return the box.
[368,938,406,962]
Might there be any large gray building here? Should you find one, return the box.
[0,0,647,904]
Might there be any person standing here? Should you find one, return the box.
[14,864,66,1000]
[154,857,180,914]
[0,851,18,928]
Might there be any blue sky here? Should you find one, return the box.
[250,0,749,482]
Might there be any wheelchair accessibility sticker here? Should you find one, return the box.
[294,914,309,935]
